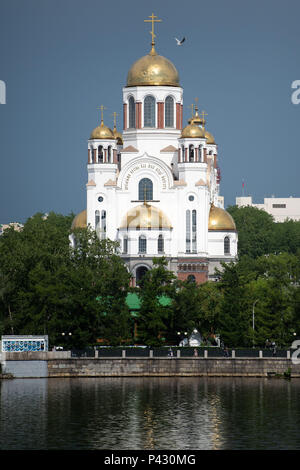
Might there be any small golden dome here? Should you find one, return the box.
[181,122,205,139]
[127,48,179,87]
[90,121,115,140]
[208,205,236,231]
[113,126,123,145]
[205,130,215,144]
[120,203,172,230]
[71,210,87,230]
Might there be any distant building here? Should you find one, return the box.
[0,222,23,235]
[236,196,300,222]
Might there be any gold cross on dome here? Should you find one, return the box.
[112,112,119,128]
[97,105,106,123]
[144,13,162,48]
[201,110,208,129]
[188,103,194,118]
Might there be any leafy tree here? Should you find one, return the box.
[227,205,275,258]
[137,257,176,346]
[0,213,131,347]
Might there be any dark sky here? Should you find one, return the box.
[0,0,299,223]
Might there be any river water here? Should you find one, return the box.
[0,376,300,450]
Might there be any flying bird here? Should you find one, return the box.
[175,37,186,46]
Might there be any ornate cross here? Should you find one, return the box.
[188,103,194,118]
[144,13,162,48]
[97,105,106,123]
[112,111,119,128]
[201,110,208,129]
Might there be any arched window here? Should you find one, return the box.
[186,210,191,253]
[128,96,135,128]
[224,236,230,254]
[144,95,155,127]
[165,96,174,127]
[139,235,147,253]
[158,234,164,253]
[139,178,153,201]
[107,146,111,163]
[95,210,100,230]
[189,145,194,162]
[100,210,106,240]
[123,236,128,254]
[187,274,196,283]
[98,145,103,163]
[198,145,202,162]
[192,210,197,253]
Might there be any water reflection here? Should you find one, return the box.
[1,377,300,449]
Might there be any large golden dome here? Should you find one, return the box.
[71,210,87,230]
[120,203,172,230]
[208,205,236,231]
[127,48,180,87]
[181,122,205,139]
[90,121,115,140]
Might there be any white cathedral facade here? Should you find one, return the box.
[70,17,238,286]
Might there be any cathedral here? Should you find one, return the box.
[70,14,238,286]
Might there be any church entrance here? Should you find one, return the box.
[136,266,149,286]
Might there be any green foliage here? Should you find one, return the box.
[0,213,131,348]
[137,257,176,346]
[227,205,275,258]
[227,205,300,258]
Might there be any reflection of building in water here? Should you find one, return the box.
[70,13,238,285]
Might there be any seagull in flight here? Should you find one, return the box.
[175,37,186,46]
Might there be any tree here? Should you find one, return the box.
[0,213,132,347]
[227,205,275,258]
[137,257,176,346]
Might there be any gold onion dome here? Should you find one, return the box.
[71,209,87,230]
[181,122,205,139]
[127,48,180,87]
[208,205,236,231]
[90,121,115,140]
[113,126,123,145]
[205,130,215,144]
[120,203,172,230]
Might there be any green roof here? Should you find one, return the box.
[97,293,172,318]
[125,292,172,310]
[126,292,141,310]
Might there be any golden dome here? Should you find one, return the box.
[113,126,123,145]
[120,203,172,230]
[181,122,205,139]
[127,48,179,87]
[205,130,215,144]
[90,121,115,140]
[208,205,236,231]
[71,210,87,230]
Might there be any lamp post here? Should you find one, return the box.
[62,332,72,350]
[252,300,258,348]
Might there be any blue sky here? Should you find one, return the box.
[0,0,299,223]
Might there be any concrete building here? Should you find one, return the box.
[236,196,300,222]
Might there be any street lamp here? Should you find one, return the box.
[252,300,258,348]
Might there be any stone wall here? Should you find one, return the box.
[1,352,300,378]
[47,357,299,378]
